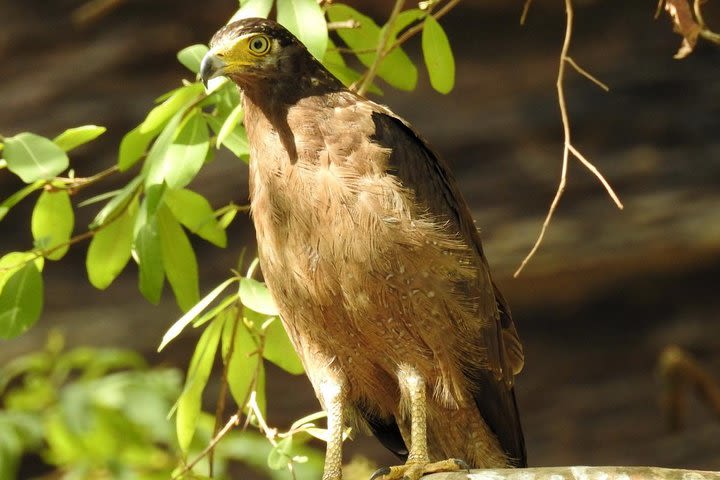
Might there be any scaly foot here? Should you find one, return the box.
[370,458,469,480]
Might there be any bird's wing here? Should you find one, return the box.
[367,107,526,466]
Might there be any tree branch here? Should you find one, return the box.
[426,466,720,480]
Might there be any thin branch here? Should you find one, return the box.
[568,144,623,209]
[356,0,406,96]
[520,0,533,25]
[174,413,242,478]
[427,466,720,480]
[327,20,360,31]
[564,56,609,91]
[514,0,575,278]
[514,0,622,277]
[352,0,461,94]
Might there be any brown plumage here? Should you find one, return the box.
[201,18,526,478]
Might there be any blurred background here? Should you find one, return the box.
[2,0,719,475]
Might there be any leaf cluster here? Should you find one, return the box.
[0,0,462,477]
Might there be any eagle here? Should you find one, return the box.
[200,18,526,480]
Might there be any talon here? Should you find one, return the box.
[370,466,391,480]
[452,458,470,471]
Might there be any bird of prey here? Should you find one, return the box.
[200,18,526,480]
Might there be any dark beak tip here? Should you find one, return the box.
[200,53,224,88]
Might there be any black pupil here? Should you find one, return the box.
[253,39,265,51]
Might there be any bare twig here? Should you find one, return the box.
[658,345,720,431]
[175,413,242,478]
[520,0,533,25]
[514,0,621,277]
[564,56,609,91]
[427,466,720,480]
[327,20,360,31]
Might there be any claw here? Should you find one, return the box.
[370,466,392,480]
[452,458,470,471]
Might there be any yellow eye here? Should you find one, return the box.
[248,35,271,55]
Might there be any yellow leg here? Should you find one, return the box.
[320,378,346,480]
[371,367,468,480]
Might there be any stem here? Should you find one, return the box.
[356,0,406,96]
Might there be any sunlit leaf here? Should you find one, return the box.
[140,83,203,134]
[388,8,425,40]
[159,277,237,352]
[422,16,455,94]
[276,0,328,60]
[52,125,106,152]
[218,208,238,229]
[144,110,186,188]
[134,215,164,305]
[0,253,43,295]
[262,317,304,374]
[206,115,250,160]
[164,110,209,189]
[177,44,209,74]
[86,200,137,289]
[239,278,278,316]
[157,205,199,312]
[327,4,417,91]
[90,176,142,229]
[118,126,156,172]
[176,316,224,452]
[164,188,227,247]
[222,310,261,411]
[0,262,43,339]
[230,0,274,22]
[4,133,69,182]
[31,190,74,261]
[216,103,244,150]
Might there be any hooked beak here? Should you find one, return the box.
[200,53,226,88]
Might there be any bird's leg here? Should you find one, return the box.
[371,366,468,480]
[320,377,346,480]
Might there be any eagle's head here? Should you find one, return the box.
[200,18,336,95]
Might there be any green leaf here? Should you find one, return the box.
[0,253,43,295]
[118,126,156,172]
[158,277,237,352]
[0,181,44,222]
[164,110,209,189]
[157,205,199,312]
[0,262,43,339]
[267,436,293,470]
[140,83,204,134]
[52,125,106,152]
[176,316,224,452]
[90,176,142,228]
[86,200,137,289]
[422,16,455,94]
[143,110,185,188]
[388,8,425,40]
[31,190,74,261]
[262,317,304,374]
[230,0,274,21]
[206,115,250,159]
[177,44,209,74]
[216,103,244,149]
[276,0,328,60]
[222,312,261,412]
[239,278,278,316]
[4,132,70,182]
[327,4,417,91]
[164,188,227,247]
[134,216,164,304]
[218,208,238,229]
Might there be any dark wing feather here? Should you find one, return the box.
[358,408,409,461]
[369,109,526,466]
